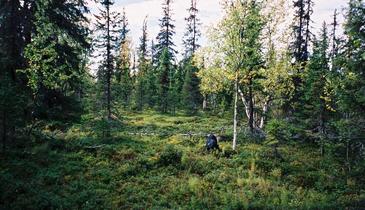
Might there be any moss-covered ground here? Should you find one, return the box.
[1,111,364,209]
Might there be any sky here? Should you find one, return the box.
[86,0,349,60]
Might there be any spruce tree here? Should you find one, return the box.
[342,0,365,112]
[94,0,120,120]
[288,0,313,113]
[329,0,365,171]
[181,61,201,113]
[291,0,313,63]
[135,17,150,110]
[25,0,89,91]
[182,0,201,58]
[145,40,159,108]
[303,22,331,154]
[157,48,172,113]
[155,0,177,60]
[337,0,365,137]
[330,9,340,70]
[181,0,202,113]
[0,0,23,149]
[115,8,132,107]
[155,0,177,112]
[24,0,89,122]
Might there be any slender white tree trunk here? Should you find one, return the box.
[203,95,207,110]
[259,100,269,129]
[233,72,238,150]
[238,87,250,119]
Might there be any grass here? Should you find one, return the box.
[0,111,364,209]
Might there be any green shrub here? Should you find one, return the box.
[182,155,211,175]
[158,145,182,166]
[221,146,236,158]
[266,119,295,143]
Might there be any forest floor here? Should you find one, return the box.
[0,111,364,209]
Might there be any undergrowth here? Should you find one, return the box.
[0,111,364,209]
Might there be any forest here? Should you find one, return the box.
[0,0,364,209]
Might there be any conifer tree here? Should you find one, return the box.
[135,17,150,110]
[0,0,26,150]
[330,9,340,70]
[183,0,201,58]
[337,0,365,136]
[291,0,313,63]
[303,22,331,154]
[24,0,89,123]
[181,61,201,113]
[155,0,177,112]
[115,8,132,107]
[94,0,121,120]
[157,48,172,113]
[155,0,177,60]
[181,0,202,113]
[25,0,89,91]
[145,40,159,108]
[288,0,313,112]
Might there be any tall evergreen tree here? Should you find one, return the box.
[330,9,340,70]
[157,48,172,113]
[115,8,132,107]
[337,0,365,133]
[341,0,365,116]
[181,0,202,113]
[135,17,150,110]
[0,0,24,149]
[181,61,201,113]
[155,0,177,112]
[155,0,177,60]
[291,0,313,63]
[288,0,313,113]
[182,0,201,58]
[25,0,89,92]
[146,39,159,107]
[329,0,365,171]
[303,22,331,154]
[24,0,89,124]
[94,0,120,120]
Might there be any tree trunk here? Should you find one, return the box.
[346,139,350,172]
[233,72,238,150]
[259,100,269,129]
[106,2,112,137]
[248,79,254,133]
[202,95,207,110]
[139,81,144,111]
[238,87,250,119]
[2,111,6,152]
[319,112,325,156]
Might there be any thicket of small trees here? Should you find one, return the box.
[196,0,364,171]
